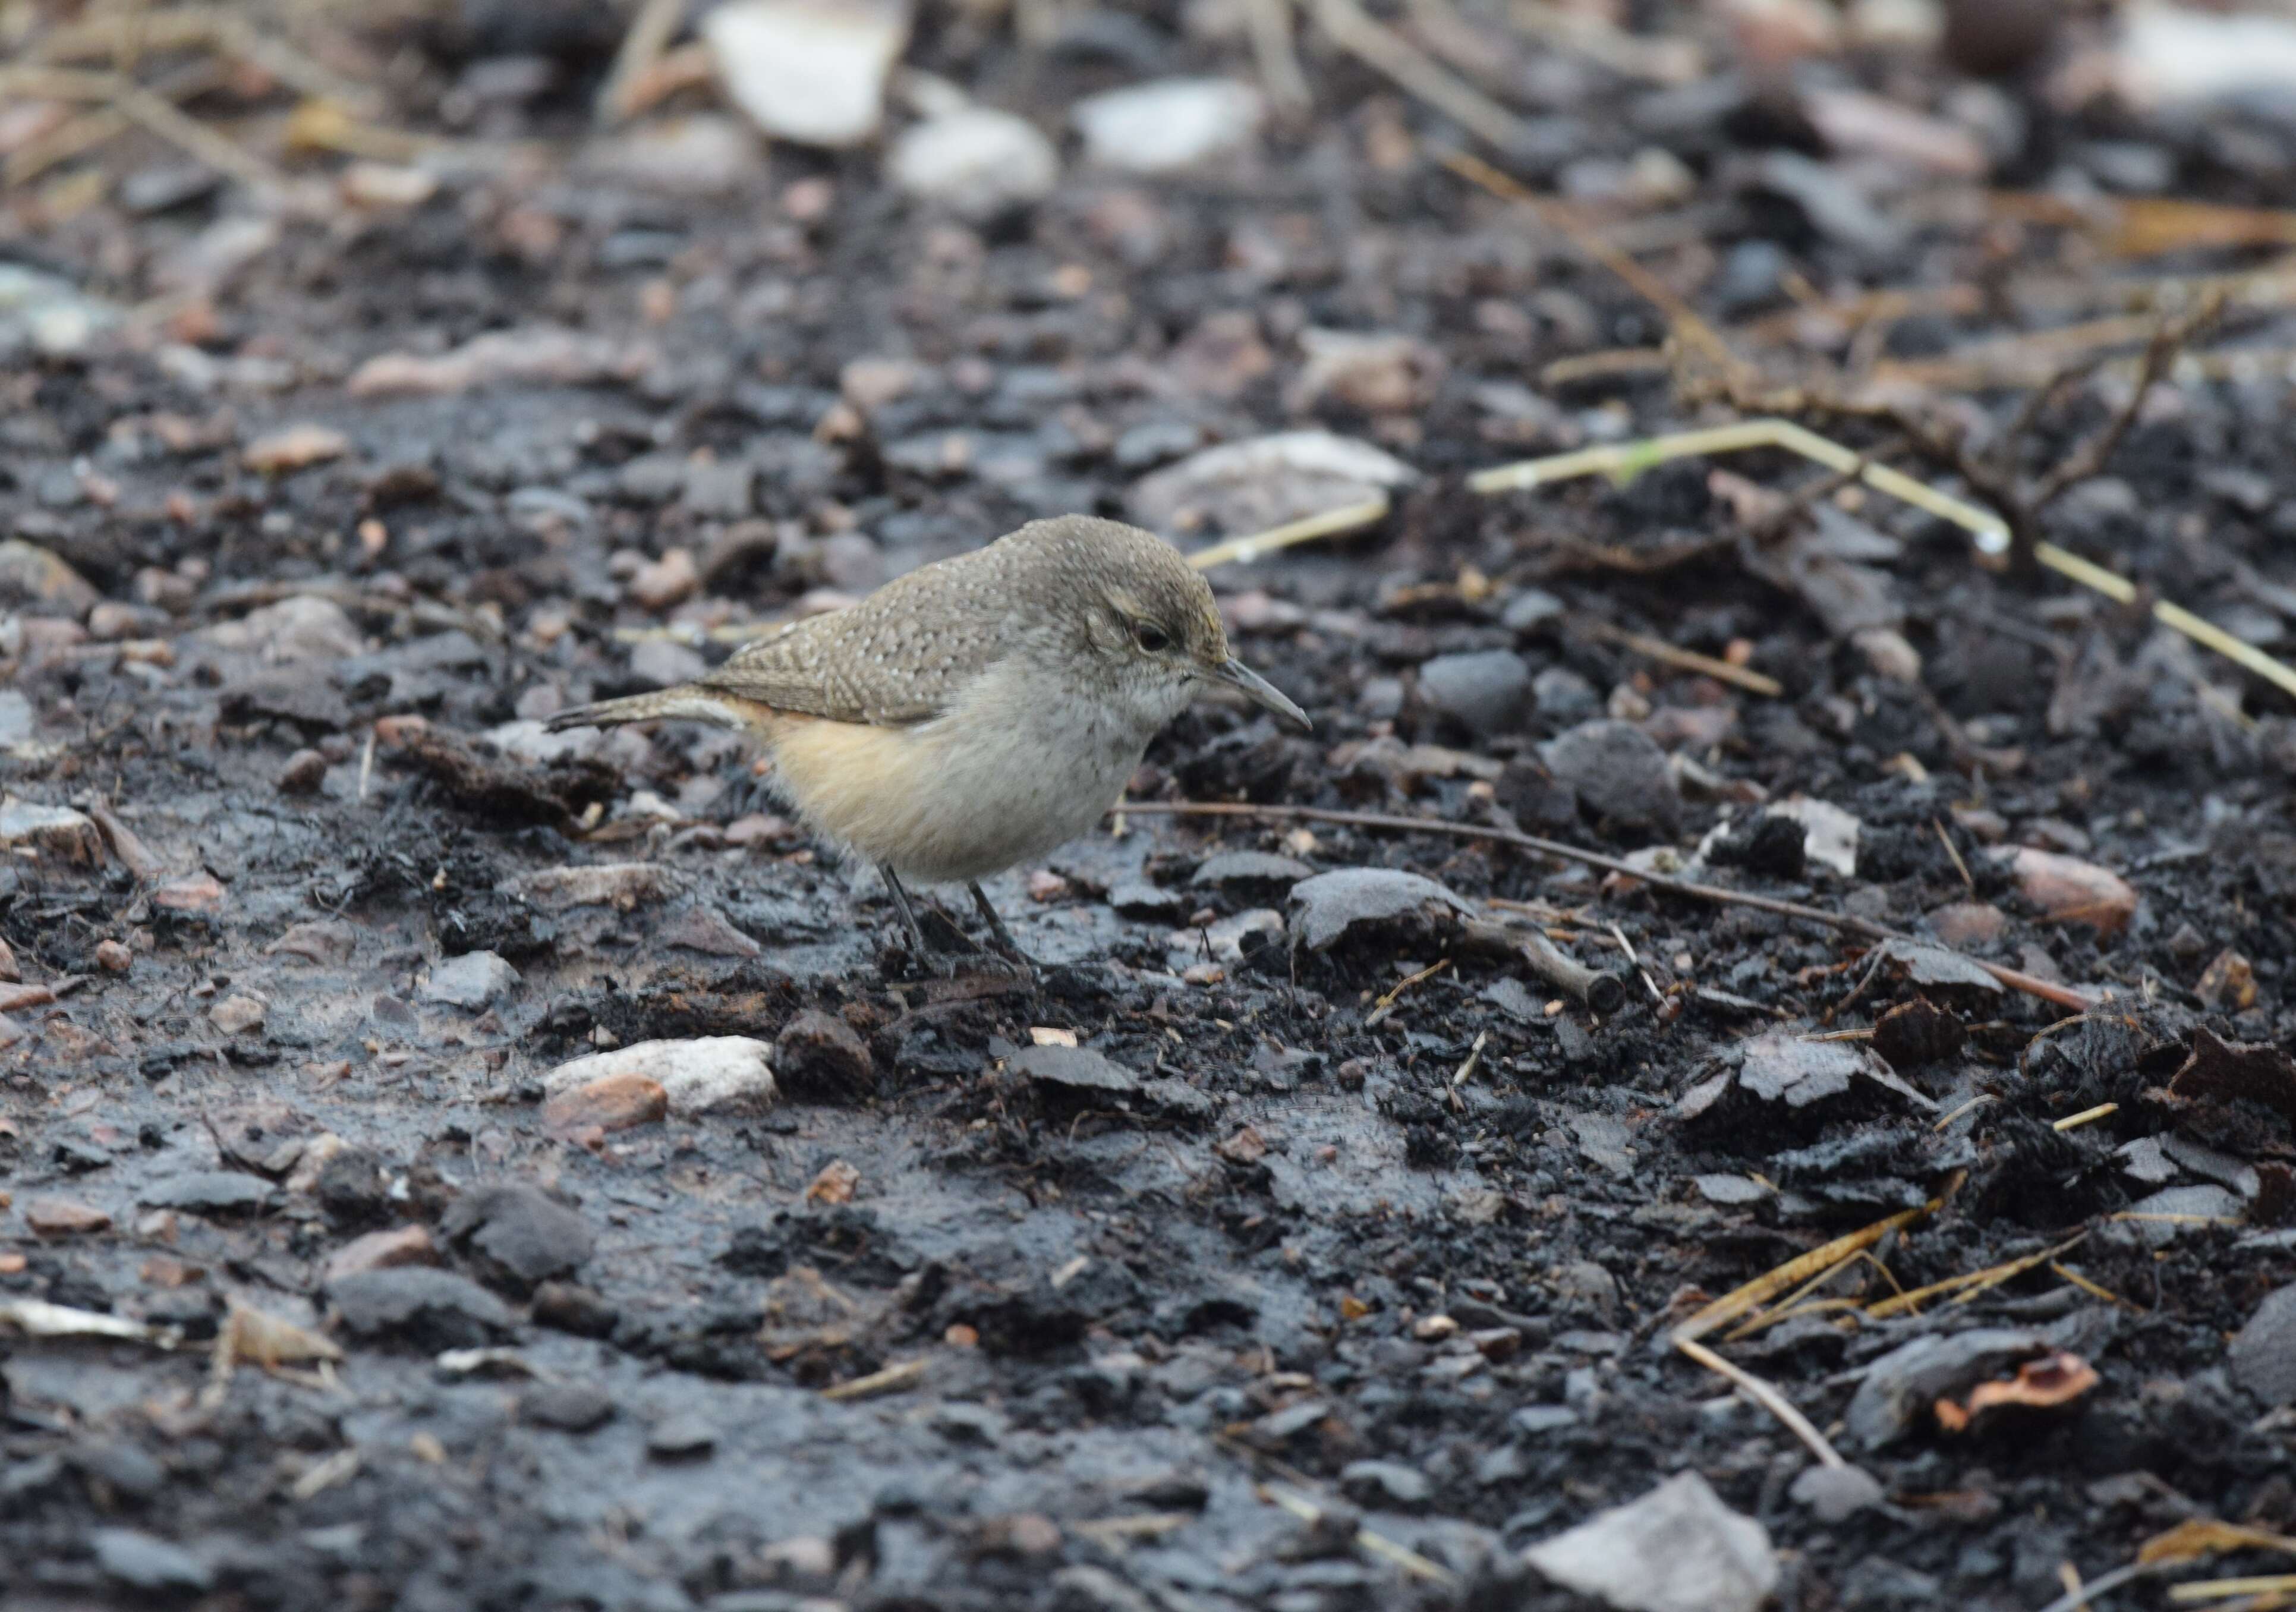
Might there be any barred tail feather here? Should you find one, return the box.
[544,688,747,733]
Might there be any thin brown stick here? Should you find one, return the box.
[1577,620,1782,697]
[1439,147,1739,375]
[2029,298,2219,510]
[1674,1336,1846,1468]
[1114,800,2100,1011]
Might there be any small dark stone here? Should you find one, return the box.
[532,1280,619,1338]
[1416,650,1530,738]
[1191,851,1314,894]
[1871,997,1966,1071]
[1008,1043,1141,1095]
[441,1182,594,1292]
[1541,719,1680,838]
[2232,1284,2296,1406]
[219,672,354,735]
[775,1010,875,1103]
[1711,813,1807,880]
[70,1440,168,1503]
[328,1267,516,1349]
[313,1148,393,1227]
[1338,1459,1432,1509]
[521,1380,616,1432]
[1496,758,1579,834]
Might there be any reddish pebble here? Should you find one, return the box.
[152,874,225,912]
[94,940,133,974]
[324,1224,439,1283]
[0,982,53,1013]
[1927,902,2007,949]
[2013,848,2137,935]
[541,1071,667,1136]
[278,749,328,794]
[24,1197,112,1236]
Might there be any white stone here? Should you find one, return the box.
[1524,1472,1777,1612]
[200,596,363,662]
[704,0,910,148]
[890,107,1059,217]
[1073,77,1262,174]
[1129,429,1417,537]
[543,1037,778,1117]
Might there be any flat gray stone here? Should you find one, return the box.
[1523,1471,1776,1612]
[420,950,521,1010]
[1009,1044,1140,1095]
[1290,868,1470,952]
[1418,650,1529,737]
[92,1527,212,1593]
[2231,1283,2296,1405]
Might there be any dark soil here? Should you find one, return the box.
[7,4,2296,1610]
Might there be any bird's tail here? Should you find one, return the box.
[544,687,748,733]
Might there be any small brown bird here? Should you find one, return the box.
[549,515,1310,964]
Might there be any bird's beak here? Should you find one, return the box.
[1211,657,1312,735]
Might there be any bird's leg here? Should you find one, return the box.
[881,867,996,975]
[968,881,1040,974]
[880,866,935,958]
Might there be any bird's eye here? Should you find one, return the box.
[1133,622,1170,653]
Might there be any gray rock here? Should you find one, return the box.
[1338,1459,1432,1509]
[1843,1327,2052,1448]
[0,690,33,745]
[647,1413,717,1460]
[1541,720,1680,835]
[683,458,756,519]
[420,950,521,1010]
[2231,1283,2296,1405]
[1754,152,1907,256]
[1009,1044,1141,1095]
[522,1380,617,1432]
[2119,1184,2243,1246]
[769,1012,872,1104]
[1510,1405,1577,1437]
[0,538,99,616]
[1108,879,1188,920]
[329,1267,516,1345]
[1533,666,1601,720]
[1290,868,1471,951]
[1418,650,1530,738]
[629,637,708,689]
[442,1183,595,1289]
[1788,1463,1884,1522]
[1503,588,1566,632]
[139,1172,273,1214]
[219,670,353,733]
[1523,1471,1776,1612]
[1050,1564,1158,1612]
[1191,851,1314,892]
[92,1528,212,1594]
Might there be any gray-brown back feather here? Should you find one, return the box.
[697,514,1216,726]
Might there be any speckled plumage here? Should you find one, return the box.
[695,515,1226,726]
[547,515,1308,928]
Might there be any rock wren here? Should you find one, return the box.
[548,515,1310,963]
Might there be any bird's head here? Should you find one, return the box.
[1015,517,1312,736]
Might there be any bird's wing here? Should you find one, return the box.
[697,572,1012,726]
